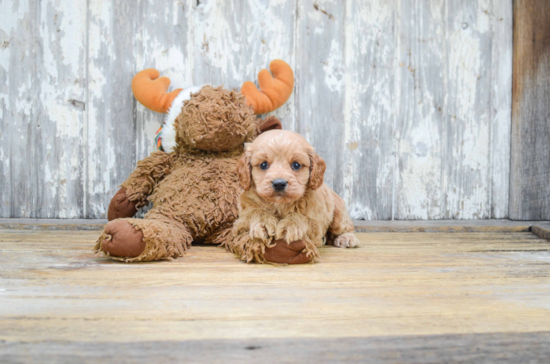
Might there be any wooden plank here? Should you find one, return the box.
[0,218,105,230]
[85,0,140,218]
[395,0,510,219]
[2,332,550,364]
[342,0,396,219]
[510,0,550,220]
[0,1,87,218]
[0,0,36,218]
[0,218,547,232]
[295,0,345,196]
[444,0,494,219]
[491,0,513,218]
[354,219,533,233]
[1,230,550,345]
[532,223,550,241]
[394,0,448,219]
[34,1,87,218]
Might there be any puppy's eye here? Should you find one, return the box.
[259,162,269,170]
[291,162,301,170]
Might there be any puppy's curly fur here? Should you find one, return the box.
[228,130,358,263]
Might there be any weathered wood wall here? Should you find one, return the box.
[510,0,550,220]
[0,0,513,220]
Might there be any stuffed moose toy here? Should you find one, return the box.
[94,60,312,264]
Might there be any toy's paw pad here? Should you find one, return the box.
[275,223,305,243]
[101,220,145,258]
[249,221,275,241]
[333,233,359,248]
[264,239,312,264]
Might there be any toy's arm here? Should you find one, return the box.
[107,151,176,220]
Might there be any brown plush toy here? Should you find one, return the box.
[94,60,311,264]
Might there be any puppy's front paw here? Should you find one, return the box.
[333,233,359,248]
[249,220,276,241]
[275,222,305,243]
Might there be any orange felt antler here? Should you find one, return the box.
[241,60,294,114]
[131,69,182,113]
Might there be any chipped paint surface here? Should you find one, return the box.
[0,0,512,219]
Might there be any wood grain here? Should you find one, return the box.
[342,0,396,219]
[0,218,548,233]
[2,332,550,363]
[85,0,140,218]
[295,0,345,195]
[353,219,533,232]
[0,0,36,218]
[395,0,512,219]
[531,223,550,241]
[510,0,550,220]
[491,0,513,219]
[1,229,550,346]
[0,1,87,218]
[394,0,448,219]
[0,1,514,219]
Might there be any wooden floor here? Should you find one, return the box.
[1,228,550,363]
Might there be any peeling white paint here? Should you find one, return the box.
[341,0,396,219]
[0,0,29,34]
[193,1,242,84]
[0,30,12,78]
[0,0,513,219]
[323,40,344,94]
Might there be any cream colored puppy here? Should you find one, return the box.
[233,130,358,254]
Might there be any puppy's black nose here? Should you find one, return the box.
[272,179,288,192]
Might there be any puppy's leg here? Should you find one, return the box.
[275,213,309,243]
[233,208,277,242]
[273,215,321,263]
[231,209,314,264]
[329,192,359,248]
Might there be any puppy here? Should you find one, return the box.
[232,130,358,262]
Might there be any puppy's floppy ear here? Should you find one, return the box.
[308,151,326,190]
[256,116,282,135]
[237,144,252,190]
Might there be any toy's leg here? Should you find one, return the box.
[94,216,192,262]
[107,188,138,220]
[264,239,313,264]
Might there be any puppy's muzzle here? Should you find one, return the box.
[272,179,288,192]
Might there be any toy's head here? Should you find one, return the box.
[131,60,294,153]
